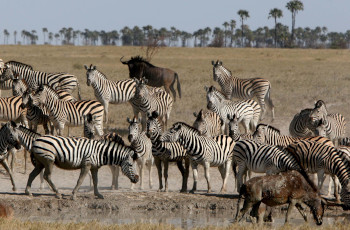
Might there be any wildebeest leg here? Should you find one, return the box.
[237,165,248,193]
[1,159,16,191]
[250,201,263,224]
[237,199,254,223]
[190,161,198,193]
[164,159,169,192]
[285,200,296,224]
[90,168,104,199]
[295,203,307,222]
[25,162,44,196]
[72,163,91,200]
[204,161,211,193]
[154,157,163,192]
[43,162,61,199]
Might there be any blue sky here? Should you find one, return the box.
[1,0,349,40]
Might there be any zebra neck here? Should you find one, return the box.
[18,127,41,150]
[97,140,130,166]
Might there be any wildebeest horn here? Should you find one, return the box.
[120,56,128,64]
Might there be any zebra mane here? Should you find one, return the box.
[94,68,108,80]
[37,84,60,98]
[255,123,281,135]
[129,56,155,67]
[18,125,41,137]
[174,122,200,135]
[6,61,34,70]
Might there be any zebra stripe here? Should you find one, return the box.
[340,137,350,146]
[0,95,28,127]
[212,60,274,121]
[26,135,139,199]
[315,113,346,145]
[286,140,350,207]
[31,85,104,136]
[193,109,223,137]
[253,123,334,148]
[146,111,189,192]
[131,78,173,130]
[84,65,137,124]
[233,139,310,193]
[160,121,235,193]
[289,108,316,137]
[2,61,81,99]
[206,85,255,134]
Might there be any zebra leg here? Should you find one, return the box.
[43,162,61,199]
[148,157,153,189]
[110,165,119,190]
[9,149,16,173]
[139,158,145,190]
[176,160,186,193]
[104,102,109,126]
[203,161,211,193]
[285,200,296,224]
[154,157,163,192]
[39,171,45,190]
[237,165,247,193]
[25,162,44,196]
[24,149,27,174]
[219,160,231,193]
[72,164,91,200]
[190,161,198,193]
[317,170,326,194]
[90,168,104,199]
[183,158,190,192]
[332,175,341,202]
[164,160,169,192]
[1,159,16,192]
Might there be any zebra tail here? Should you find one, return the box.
[175,73,181,99]
[77,80,82,100]
[232,159,237,184]
[264,86,274,109]
[287,147,319,193]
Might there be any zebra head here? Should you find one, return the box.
[205,86,221,111]
[0,64,15,82]
[31,85,54,107]
[193,109,207,136]
[120,150,139,184]
[309,100,327,124]
[20,89,34,109]
[12,75,28,96]
[83,113,99,139]
[84,64,97,86]
[127,117,141,143]
[146,111,162,139]
[227,114,239,138]
[134,77,149,98]
[159,122,182,143]
[252,124,270,144]
[1,121,21,151]
[315,118,327,137]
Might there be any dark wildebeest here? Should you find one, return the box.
[234,170,325,225]
[120,56,181,101]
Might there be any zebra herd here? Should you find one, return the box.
[0,57,350,223]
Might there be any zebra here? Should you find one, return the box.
[212,60,274,121]
[146,111,189,192]
[232,139,316,193]
[0,122,21,192]
[286,140,350,208]
[131,78,173,130]
[84,64,138,124]
[25,135,140,199]
[289,108,317,138]
[227,114,254,142]
[30,85,104,136]
[205,85,255,134]
[1,61,81,99]
[253,123,334,148]
[315,114,346,145]
[193,109,223,137]
[0,79,13,97]
[160,121,236,193]
[0,95,28,127]
[127,117,153,190]
[340,137,350,146]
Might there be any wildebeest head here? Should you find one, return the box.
[121,56,154,79]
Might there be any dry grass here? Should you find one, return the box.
[1,45,350,136]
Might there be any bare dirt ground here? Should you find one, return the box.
[0,154,348,228]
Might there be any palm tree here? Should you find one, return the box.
[3,29,9,44]
[229,19,236,47]
[268,8,283,48]
[13,30,17,44]
[286,0,304,47]
[237,9,250,47]
[222,21,229,47]
[42,27,48,44]
[48,32,53,45]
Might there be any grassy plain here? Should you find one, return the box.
[2,45,350,136]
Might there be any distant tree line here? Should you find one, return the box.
[2,1,350,49]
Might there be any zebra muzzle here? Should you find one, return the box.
[131,175,139,183]
[20,103,26,109]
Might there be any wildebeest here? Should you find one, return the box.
[234,170,325,225]
[120,56,181,101]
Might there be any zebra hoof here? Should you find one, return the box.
[95,193,104,199]
[55,193,62,199]
[25,190,32,196]
[12,187,17,192]
[189,190,195,194]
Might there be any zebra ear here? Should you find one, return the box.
[193,112,198,118]
[219,61,223,65]
[126,117,132,124]
[173,123,182,131]
[211,60,215,65]
[84,65,89,70]
[10,121,17,128]
[92,65,96,70]
[151,111,159,119]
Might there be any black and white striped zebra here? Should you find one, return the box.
[253,123,334,148]
[146,111,189,192]
[205,85,255,134]
[193,109,223,137]
[289,108,316,138]
[0,95,28,127]
[212,60,274,121]
[30,85,104,136]
[233,139,315,193]
[84,65,138,124]
[160,121,236,193]
[227,114,253,142]
[127,117,153,190]
[0,122,21,191]
[2,61,81,99]
[131,78,173,130]
[315,114,346,145]
[286,140,350,208]
[26,135,139,199]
